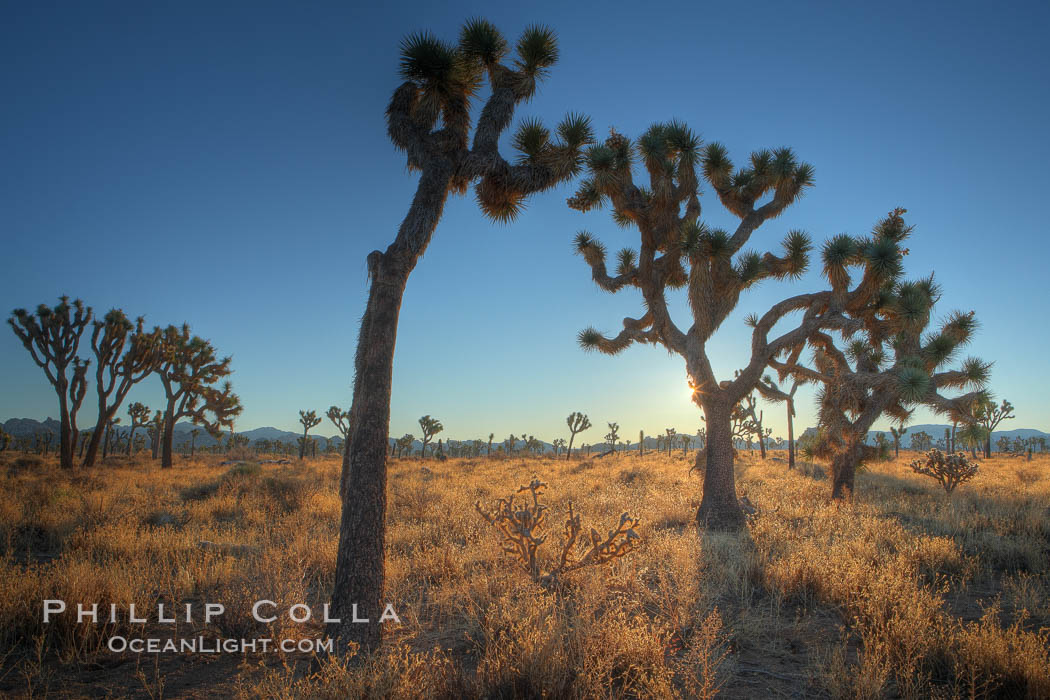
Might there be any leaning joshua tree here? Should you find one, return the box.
[417,415,443,457]
[770,264,990,499]
[326,406,351,459]
[83,311,160,467]
[8,297,92,470]
[331,18,593,656]
[571,124,919,528]
[298,410,322,460]
[156,324,242,469]
[565,411,592,460]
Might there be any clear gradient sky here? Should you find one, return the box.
[3,0,1049,443]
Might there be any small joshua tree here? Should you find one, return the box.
[889,425,907,459]
[665,428,676,455]
[418,415,443,457]
[639,429,645,456]
[126,402,151,456]
[552,437,566,456]
[603,422,620,455]
[475,476,642,585]
[565,411,591,460]
[299,410,322,460]
[909,449,979,497]
[8,297,92,469]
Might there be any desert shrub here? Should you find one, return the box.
[475,476,643,585]
[910,449,979,496]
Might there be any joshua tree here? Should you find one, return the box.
[565,411,591,459]
[973,398,1014,458]
[126,402,150,455]
[552,437,566,456]
[665,428,676,455]
[957,422,987,459]
[737,392,768,459]
[189,428,200,457]
[770,267,990,499]
[696,427,706,451]
[996,435,1011,454]
[602,422,620,455]
[8,297,92,469]
[297,410,322,460]
[889,425,907,459]
[149,410,163,460]
[638,429,644,456]
[487,432,494,456]
[83,310,160,467]
[0,428,10,452]
[571,128,909,528]
[758,374,801,468]
[331,19,594,655]
[327,406,351,458]
[505,434,517,453]
[418,415,443,457]
[102,417,120,459]
[156,324,242,469]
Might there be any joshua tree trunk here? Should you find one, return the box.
[566,433,576,460]
[161,412,175,468]
[830,439,863,500]
[330,166,451,657]
[127,427,136,455]
[786,399,795,469]
[984,434,991,459]
[694,398,746,530]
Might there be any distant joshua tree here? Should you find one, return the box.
[327,406,351,458]
[8,297,92,469]
[603,422,620,455]
[418,415,443,457]
[889,425,907,459]
[190,428,200,457]
[907,430,932,451]
[565,411,592,460]
[149,410,163,460]
[330,18,595,655]
[298,410,322,460]
[638,429,644,456]
[487,432,494,456]
[126,402,151,455]
[974,398,1014,458]
[665,428,676,455]
[552,438,566,456]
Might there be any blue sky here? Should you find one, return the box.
[3,0,1048,442]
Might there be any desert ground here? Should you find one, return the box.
[1,448,1047,699]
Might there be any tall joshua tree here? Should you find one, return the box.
[83,311,160,467]
[126,402,150,455]
[973,398,1013,458]
[771,266,990,499]
[418,415,443,457]
[565,411,591,459]
[487,432,494,456]
[758,374,802,468]
[8,297,92,469]
[571,127,910,528]
[299,410,322,460]
[331,19,593,656]
[156,324,242,469]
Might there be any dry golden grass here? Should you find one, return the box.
[0,448,1047,698]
